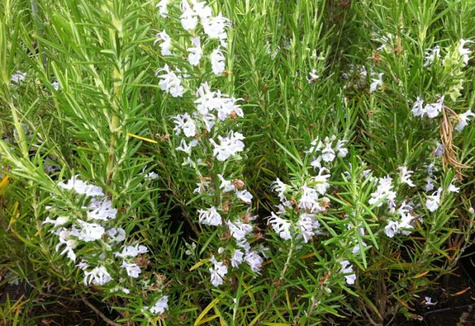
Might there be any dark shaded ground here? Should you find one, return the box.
[395,245,475,326]
[0,282,110,326]
[1,246,474,325]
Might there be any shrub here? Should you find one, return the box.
[0,0,474,325]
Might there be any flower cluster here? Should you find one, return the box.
[269,136,348,243]
[384,202,417,238]
[413,39,473,122]
[11,71,27,84]
[155,0,232,98]
[155,64,185,97]
[306,135,348,169]
[156,0,263,288]
[42,176,168,315]
[340,260,356,285]
[370,157,461,239]
[411,96,445,119]
[267,134,365,287]
[368,176,396,208]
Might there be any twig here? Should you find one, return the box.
[80,293,121,326]
[440,106,470,180]
[255,241,295,324]
[358,297,383,326]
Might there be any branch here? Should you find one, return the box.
[80,293,121,326]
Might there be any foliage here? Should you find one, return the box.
[0,0,474,325]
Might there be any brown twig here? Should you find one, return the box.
[80,293,121,326]
[440,106,470,180]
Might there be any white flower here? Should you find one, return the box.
[310,156,322,169]
[216,97,243,121]
[369,73,383,93]
[107,228,126,243]
[398,166,415,187]
[321,143,335,162]
[156,64,185,97]
[198,206,222,226]
[374,32,393,52]
[149,296,169,314]
[425,177,435,192]
[209,256,228,287]
[244,250,263,273]
[272,178,290,206]
[352,241,367,254]
[87,198,117,220]
[307,69,319,83]
[192,0,212,19]
[426,187,442,212]
[231,249,244,268]
[412,96,444,119]
[397,203,415,236]
[424,46,440,66]
[195,82,218,115]
[384,220,398,238]
[55,228,77,261]
[199,112,217,131]
[193,179,210,194]
[194,83,242,119]
[424,96,444,119]
[76,220,105,242]
[340,260,356,285]
[312,168,331,195]
[58,176,104,197]
[299,185,322,213]
[115,244,148,258]
[176,139,198,154]
[180,0,198,30]
[227,220,252,241]
[154,30,172,56]
[42,216,69,228]
[433,142,445,157]
[268,212,292,240]
[11,71,26,84]
[424,296,437,306]
[455,109,475,131]
[384,202,415,238]
[218,174,235,192]
[52,81,60,90]
[368,176,396,208]
[202,14,230,42]
[122,262,142,278]
[236,238,251,252]
[210,47,226,75]
[448,179,460,193]
[457,39,473,65]
[306,138,324,154]
[84,266,112,286]
[172,113,197,137]
[336,140,348,157]
[156,0,170,18]
[298,213,320,243]
[146,171,159,180]
[209,131,245,161]
[77,261,89,270]
[236,190,253,204]
[412,97,424,117]
[188,37,203,66]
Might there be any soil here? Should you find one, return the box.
[395,245,475,326]
[1,246,474,325]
